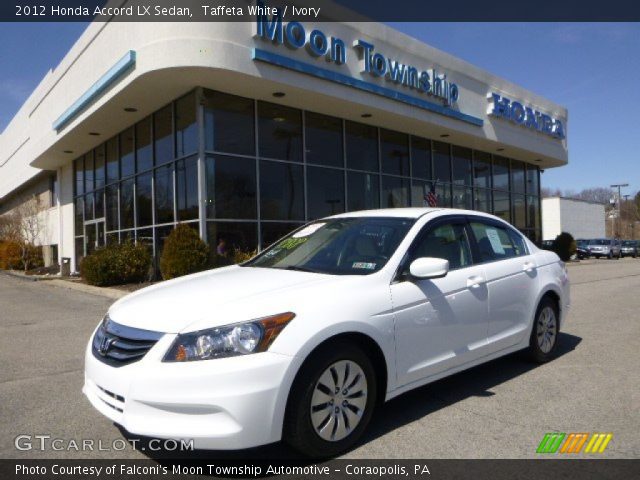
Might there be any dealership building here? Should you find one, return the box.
[0,16,568,271]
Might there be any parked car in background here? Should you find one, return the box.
[620,240,638,258]
[541,240,554,251]
[575,239,590,260]
[83,208,570,458]
[587,238,621,259]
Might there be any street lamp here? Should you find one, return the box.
[610,183,629,237]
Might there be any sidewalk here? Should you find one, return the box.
[0,269,127,300]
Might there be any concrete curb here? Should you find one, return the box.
[45,279,127,300]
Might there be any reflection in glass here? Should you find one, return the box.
[493,156,510,191]
[260,161,304,220]
[380,129,409,176]
[258,101,302,162]
[106,185,119,231]
[411,137,431,180]
[526,165,539,196]
[136,117,153,172]
[261,222,303,249]
[84,153,94,193]
[206,155,256,219]
[154,164,174,224]
[346,121,378,172]
[106,137,119,184]
[154,105,173,165]
[451,146,472,186]
[84,192,94,221]
[474,188,492,213]
[75,158,84,196]
[347,172,379,211]
[452,186,473,209]
[493,191,510,221]
[120,128,135,178]
[120,178,135,229]
[136,172,153,227]
[94,145,105,189]
[176,157,199,221]
[305,112,343,167]
[207,222,258,259]
[381,176,409,208]
[175,93,198,157]
[203,90,255,155]
[511,160,526,194]
[307,167,345,219]
[94,189,104,219]
[473,151,492,189]
[433,141,451,183]
[512,194,526,228]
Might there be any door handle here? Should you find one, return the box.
[522,261,536,272]
[467,275,485,288]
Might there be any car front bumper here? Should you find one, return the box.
[83,332,300,450]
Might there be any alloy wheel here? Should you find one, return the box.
[310,360,368,442]
[536,306,557,354]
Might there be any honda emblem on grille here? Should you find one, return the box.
[99,335,116,356]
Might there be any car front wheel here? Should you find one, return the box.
[527,297,560,363]
[284,342,377,458]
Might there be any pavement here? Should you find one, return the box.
[0,258,638,460]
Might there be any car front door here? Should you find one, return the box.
[467,218,539,354]
[390,217,489,387]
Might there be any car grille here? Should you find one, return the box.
[92,316,164,367]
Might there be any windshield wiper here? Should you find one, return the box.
[284,265,323,273]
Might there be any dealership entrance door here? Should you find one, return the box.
[84,219,105,255]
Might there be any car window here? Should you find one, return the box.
[409,222,472,270]
[245,217,414,275]
[470,221,522,262]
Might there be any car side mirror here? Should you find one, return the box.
[409,257,449,279]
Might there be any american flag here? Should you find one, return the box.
[424,182,438,207]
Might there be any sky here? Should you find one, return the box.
[0,22,638,196]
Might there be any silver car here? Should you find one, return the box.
[587,238,621,259]
[620,240,638,258]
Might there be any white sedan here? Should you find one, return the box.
[83,208,570,457]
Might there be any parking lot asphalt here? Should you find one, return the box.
[1,258,639,460]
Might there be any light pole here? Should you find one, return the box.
[610,183,629,238]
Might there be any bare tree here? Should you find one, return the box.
[9,196,46,272]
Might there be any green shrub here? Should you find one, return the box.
[81,242,151,286]
[552,232,576,262]
[159,224,209,280]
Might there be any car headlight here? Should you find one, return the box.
[162,312,295,362]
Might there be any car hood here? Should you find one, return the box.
[107,266,339,333]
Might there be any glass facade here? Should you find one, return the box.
[73,87,541,270]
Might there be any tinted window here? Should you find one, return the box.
[345,121,378,172]
[84,153,94,192]
[381,176,409,208]
[470,221,521,261]
[380,129,409,176]
[105,185,118,231]
[106,137,119,184]
[94,146,105,189]
[347,172,379,211]
[204,90,255,155]
[451,146,472,186]
[305,112,343,167]
[493,156,510,191]
[154,105,173,165]
[136,172,153,227]
[258,101,302,162]
[307,167,345,219]
[136,117,153,172]
[120,178,135,229]
[247,217,414,275]
[410,222,472,270]
[411,137,431,180]
[154,164,174,224]
[260,161,304,220]
[473,151,492,189]
[175,92,198,157]
[176,156,199,221]
[432,141,451,183]
[511,160,526,194]
[120,128,135,178]
[206,155,257,219]
[75,158,84,196]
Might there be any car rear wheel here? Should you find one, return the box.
[284,341,377,458]
[527,297,560,363]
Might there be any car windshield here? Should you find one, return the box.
[623,240,637,246]
[591,239,609,245]
[244,217,415,275]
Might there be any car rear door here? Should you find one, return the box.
[390,216,490,387]
[467,217,539,355]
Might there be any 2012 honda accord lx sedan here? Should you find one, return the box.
[84,208,570,457]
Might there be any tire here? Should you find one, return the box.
[283,341,378,458]
[607,251,613,260]
[527,297,560,363]
[616,251,621,260]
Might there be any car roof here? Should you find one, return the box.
[328,207,503,221]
